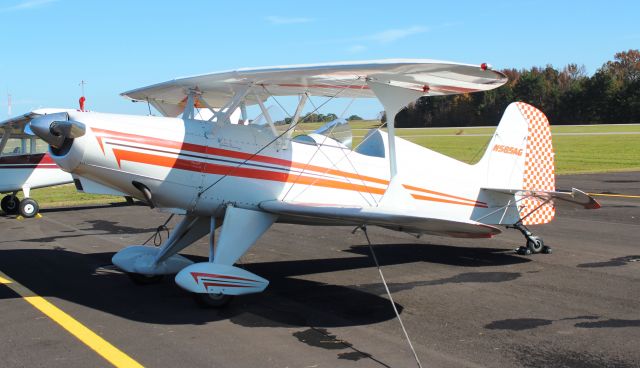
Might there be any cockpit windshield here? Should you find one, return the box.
[0,128,48,156]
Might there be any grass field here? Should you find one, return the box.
[15,185,126,209]
[11,122,640,207]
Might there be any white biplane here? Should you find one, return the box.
[0,110,74,217]
[7,59,599,307]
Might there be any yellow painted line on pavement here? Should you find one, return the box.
[588,193,640,199]
[0,271,143,368]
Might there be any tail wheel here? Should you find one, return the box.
[19,198,39,218]
[1,195,20,214]
[194,293,233,308]
[527,236,544,254]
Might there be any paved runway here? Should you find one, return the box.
[1,172,638,367]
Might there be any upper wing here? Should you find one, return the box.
[482,187,601,209]
[121,59,507,114]
[259,200,501,238]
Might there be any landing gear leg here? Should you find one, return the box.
[508,223,552,255]
[174,205,276,308]
[193,216,234,309]
[112,215,210,283]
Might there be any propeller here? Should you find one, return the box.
[29,112,86,148]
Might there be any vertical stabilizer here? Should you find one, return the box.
[477,102,555,224]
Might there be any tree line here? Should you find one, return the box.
[393,49,640,127]
[282,113,363,125]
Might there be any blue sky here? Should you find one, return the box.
[1,0,638,119]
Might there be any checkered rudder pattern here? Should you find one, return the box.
[516,102,555,225]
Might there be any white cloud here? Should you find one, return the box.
[265,16,313,25]
[321,25,429,47]
[0,0,57,12]
[366,26,428,44]
[347,45,367,54]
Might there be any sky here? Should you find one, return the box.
[0,0,638,119]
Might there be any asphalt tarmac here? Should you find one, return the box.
[0,172,638,368]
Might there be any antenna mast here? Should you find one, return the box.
[78,80,87,111]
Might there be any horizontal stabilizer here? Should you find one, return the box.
[259,200,501,238]
[481,188,600,209]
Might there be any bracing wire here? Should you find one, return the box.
[358,225,423,368]
[286,111,388,204]
[279,82,367,202]
[196,86,349,197]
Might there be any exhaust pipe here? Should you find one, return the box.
[132,181,155,208]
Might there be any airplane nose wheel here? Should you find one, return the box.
[194,293,233,308]
[1,194,20,214]
[508,223,552,255]
[18,198,39,218]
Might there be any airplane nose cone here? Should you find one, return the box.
[29,112,85,148]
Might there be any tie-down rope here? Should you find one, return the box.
[357,225,424,368]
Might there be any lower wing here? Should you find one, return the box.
[259,200,501,238]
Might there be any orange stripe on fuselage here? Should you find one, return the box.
[403,184,486,207]
[410,193,488,208]
[92,127,389,186]
[111,149,387,196]
[96,127,486,208]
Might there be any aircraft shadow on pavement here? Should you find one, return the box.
[39,201,146,214]
[1,202,142,218]
[0,244,528,328]
[1,219,157,244]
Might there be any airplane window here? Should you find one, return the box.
[2,138,25,156]
[34,138,49,153]
[292,135,318,145]
[354,130,386,158]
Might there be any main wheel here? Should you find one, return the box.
[127,272,164,285]
[194,293,233,308]
[527,236,544,254]
[1,195,20,214]
[18,198,39,218]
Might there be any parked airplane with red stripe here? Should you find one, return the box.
[5,59,600,307]
[0,111,73,217]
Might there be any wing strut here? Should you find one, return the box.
[285,93,309,140]
[181,89,200,120]
[367,81,424,179]
[255,94,279,138]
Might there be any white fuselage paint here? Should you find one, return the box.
[0,153,73,194]
[49,111,520,228]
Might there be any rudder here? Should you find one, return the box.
[477,102,555,225]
